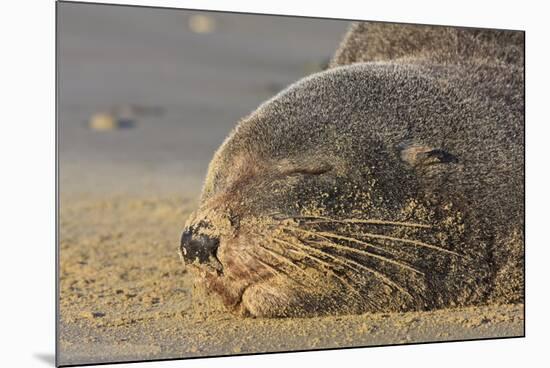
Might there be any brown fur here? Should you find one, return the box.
[181,22,524,317]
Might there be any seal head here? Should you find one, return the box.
[180,23,524,317]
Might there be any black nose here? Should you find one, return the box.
[180,227,220,265]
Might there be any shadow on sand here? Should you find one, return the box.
[34,353,55,366]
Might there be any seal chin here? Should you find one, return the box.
[184,255,224,277]
[196,259,260,314]
[203,255,224,275]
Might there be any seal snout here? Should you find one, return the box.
[180,226,223,274]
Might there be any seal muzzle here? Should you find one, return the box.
[180,227,223,274]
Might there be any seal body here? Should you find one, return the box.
[180,22,524,317]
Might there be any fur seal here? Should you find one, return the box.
[179,22,524,317]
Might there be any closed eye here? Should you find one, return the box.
[281,165,332,177]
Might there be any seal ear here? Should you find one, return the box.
[398,142,459,167]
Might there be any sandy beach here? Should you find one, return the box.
[57,3,523,366]
[58,192,523,366]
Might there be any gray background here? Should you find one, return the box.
[58,2,348,195]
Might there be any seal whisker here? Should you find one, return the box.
[270,234,414,300]
[283,226,461,258]
[275,215,432,229]
[313,238,423,276]
[277,226,424,275]
[268,236,364,299]
[250,235,312,278]
[243,248,306,286]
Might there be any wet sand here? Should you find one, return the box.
[57,3,523,366]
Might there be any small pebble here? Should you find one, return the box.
[189,345,199,353]
[232,346,242,353]
[89,113,117,131]
[188,15,216,34]
[79,311,106,319]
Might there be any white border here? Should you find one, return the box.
[2,1,548,367]
[61,0,529,30]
